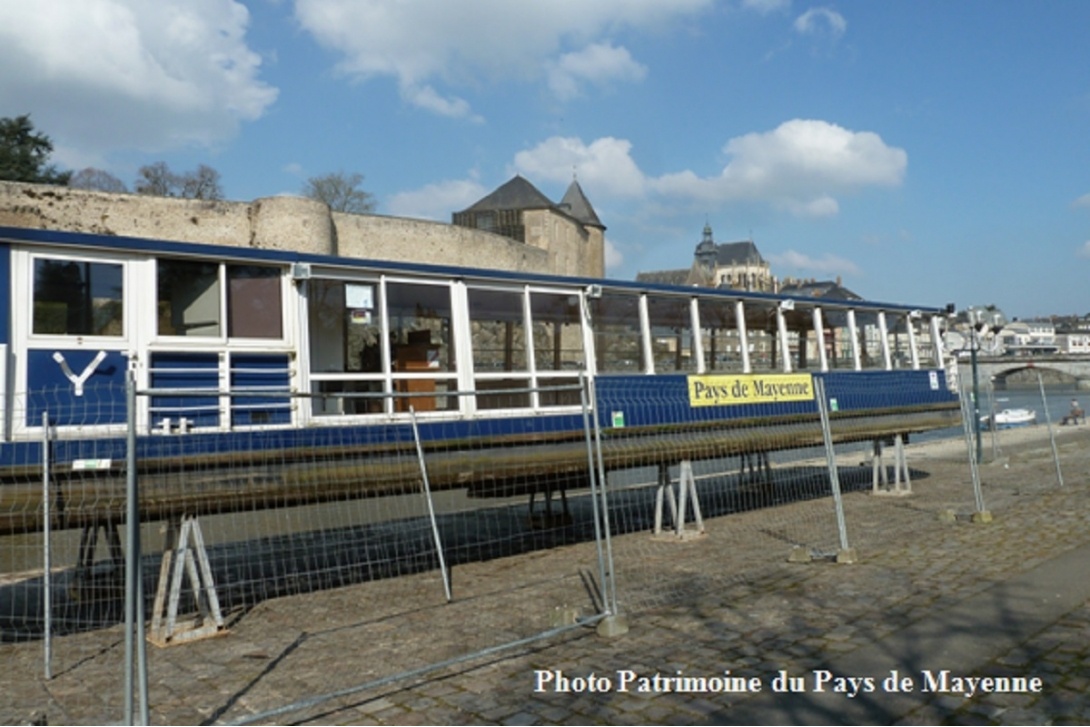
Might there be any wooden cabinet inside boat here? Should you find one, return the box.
[395,344,438,412]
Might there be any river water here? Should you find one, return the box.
[921,380,1085,445]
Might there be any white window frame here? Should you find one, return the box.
[12,247,135,437]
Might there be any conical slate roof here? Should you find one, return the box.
[559,179,604,229]
[459,175,555,212]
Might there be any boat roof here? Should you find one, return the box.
[0,225,945,315]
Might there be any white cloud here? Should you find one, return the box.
[0,0,277,166]
[513,137,647,198]
[294,0,713,117]
[653,119,906,214]
[767,249,862,276]
[785,195,840,218]
[604,238,625,271]
[397,118,903,244]
[510,121,905,218]
[546,43,647,101]
[1078,241,1090,259]
[1073,193,1090,209]
[402,84,482,122]
[794,7,847,39]
[742,0,791,14]
[724,120,903,188]
[386,178,488,220]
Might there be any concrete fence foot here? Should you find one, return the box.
[596,614,629,639]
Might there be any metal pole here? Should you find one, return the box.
[125,378,135,725]
[125,373,149,724]
[578,373,610,615]
[588,377,619,615]
[971,333,982,463]
[408,407,452,602]
[987,377,999,460]
[815,378,851,553]
[227,613,607,727]
[1036,371,1064,488]
[959,382,986,514]
[41,412,52,681]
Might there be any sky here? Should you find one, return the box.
[2,0,1089,320]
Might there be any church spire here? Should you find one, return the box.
[695,221,717,268]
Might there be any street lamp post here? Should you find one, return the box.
[967,305,1008,465]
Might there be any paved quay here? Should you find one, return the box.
[4,426,1090,725]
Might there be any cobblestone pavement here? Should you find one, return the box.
[3,427,1090,725]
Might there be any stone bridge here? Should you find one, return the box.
[965,355,1090,391]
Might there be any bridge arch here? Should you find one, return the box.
[965,356,1090,391]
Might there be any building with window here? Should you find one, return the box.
[636,223,774,292]
[997,319,1058,355]
[452,175,605,279]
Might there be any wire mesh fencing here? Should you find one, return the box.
[3,369,1085,724]
[1,383,133,722]
[2,379,619,724]
[963,369,1070,510]
[597,377,846,614]
[595,371,983,615]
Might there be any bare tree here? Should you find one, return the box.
[135,162,224,200]
[134,161,178,197]
[69,167,128,193]
[179,164,223,200]
[302,171,376,213]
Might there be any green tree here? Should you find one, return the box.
[302,171,376,213]
[0,114,71,185]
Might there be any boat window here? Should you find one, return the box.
[698,299,743,372]
[740,301,778,372]
[156,259,284,340]
[157,259,221,336]
[386,280,458,412]
[468,287,527,372]
[589,292,643,373]
[786,304,820,371]
[227,265,283,339]
[820,307,855,370]
[386,281,455,372]
[307,279,387,416]
[886,312,916,369]
[530,291,584,373]
[853,310,887,370]
[468,286,530,410]
[308,279,383,374]
[530,290,585,406]
[32,258,123,337]
[646,295,696,373]
[915,315,939,369]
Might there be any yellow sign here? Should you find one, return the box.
[688,373,815,407]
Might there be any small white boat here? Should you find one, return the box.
[982,408,1037,430]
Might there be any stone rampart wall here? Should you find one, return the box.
[0,181,555,275]
[331,210,551,273]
